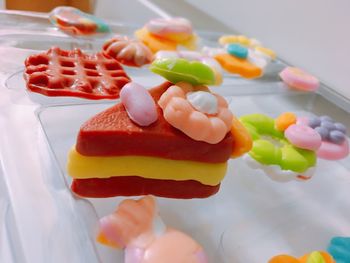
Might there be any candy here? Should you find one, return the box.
[285,124,322,151]
[150,58,216,86]
[227,43,248,59]
[24,47,130,100]
[158,82,233,144]
[155,50,223,85]
[230,115,253,158]
[240,113,318,181]
[269,251,335,263]
[49,6,110,36]
[186,91,218,114]
[275,112,297,131]
[301,115,349,160]
[120,82,158,126]
[146,17,193,42]
[97,196,208,263]
[103,35,153,67]
[327,236,350,263]
[67,148,227,186]
[279,67,319,91]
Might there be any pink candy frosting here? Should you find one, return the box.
[98,196,207,263]
[285,124,322,150]
[120,82,158,126]
[280,67,319,91]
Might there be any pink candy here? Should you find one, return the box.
[317,139,349,160]
[120,82,158,126]
[280,67,319,91]
[285,124,322,150]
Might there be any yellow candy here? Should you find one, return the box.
[275,112,297,131]
[255,46,276,60]
[67,148,227,186]
[218,35,251,46]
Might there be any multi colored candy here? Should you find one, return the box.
[135,17,197,53]
[97,196,208,263]
[269,251,335,263]
[298,115,349,160]
[280,67,319,91]
[49,6,110,36]
[103,35,153,67]
[240,112,319,182]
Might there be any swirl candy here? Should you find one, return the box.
[158,82,233,144]
[155,51,223,85]
[269,251,335,263]
[103,35,153,67]
[49,6,110,36]
[280,67,320,91]
[97,196,208,263]
[240,113,319,182]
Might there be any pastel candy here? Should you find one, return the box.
[317,139,349,160]
[315,126,329,140]
[329,130,345,144]
[328,236,350,263]
[227,44,248,59]
[120,82,158,126]
[285,124,322,151]
[308,117,321,128]
[279,67,319,91]
[186,91,219,114]
[334,122,347,133]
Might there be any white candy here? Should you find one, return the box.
[247,49,269,69]
[186,91,218,115]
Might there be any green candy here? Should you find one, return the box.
[307,252,326,263]
[240,113,316,173]
[150,58,216,86]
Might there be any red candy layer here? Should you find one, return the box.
[76,82,234,163]
[24,47,130,99]
[71,176,220,199]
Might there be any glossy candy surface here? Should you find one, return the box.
[280,67,319,91]
[227,43,248,59]
[327,236,350,263]
[269,251,335,263]
[49,6,110,36]
[24,47,130,99]
[150,58,216,86]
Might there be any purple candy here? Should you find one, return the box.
[315,126,329,140]
[320,115,333,122]
[329,130,346,144]
[321,121,336,131]
[334,122,347,134]
[308,117,321,128]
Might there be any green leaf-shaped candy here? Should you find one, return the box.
[307,251,326,263]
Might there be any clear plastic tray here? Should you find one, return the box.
[0,11,350,263]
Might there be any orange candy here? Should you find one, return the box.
[231,115,253,158]
[135,27,177,53]
[269,251,335,263]
[275,112,297,131]
[214,53,262,78]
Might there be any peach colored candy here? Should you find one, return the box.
[285,124,322,151]
[280,67,319,91]
[231,115,253,158]
[103,35,153,67]
[158,82,233,144]
[275,112,297,131]
[97,196,208,263]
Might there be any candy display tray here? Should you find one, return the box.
[0,16,350,263]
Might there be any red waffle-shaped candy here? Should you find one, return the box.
[24,47,130,100]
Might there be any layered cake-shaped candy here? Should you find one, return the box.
[67,58,252,198]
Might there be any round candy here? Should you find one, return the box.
[334,122,347,133]
[186,91,218,114]
[321,121,336,131]
[315,126,329,140]
[320,115,333,122]
[317,139,349,160]
[275,112,297,131]
[308,117,321,128]
[329,130,346,144]
[279,67,319,91]
[285,124,322,151]
[120,82,158,126]
[227,44,248,59]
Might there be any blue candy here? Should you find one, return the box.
[315,126,329,140]
[329,130,346,144]
[321,121,336,131]
[308,117,321,128]
[334,122,347,134]
[328,236,350,263]
[320,115,333,122]
[227,44,248,59]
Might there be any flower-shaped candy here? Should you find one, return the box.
[269,251,335,263]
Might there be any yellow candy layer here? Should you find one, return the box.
[255,46,276,60]
[67,148,227,186]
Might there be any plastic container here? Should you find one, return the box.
[0,11,349,263]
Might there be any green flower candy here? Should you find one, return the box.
[240,113,316,173]
[150,58,216,86]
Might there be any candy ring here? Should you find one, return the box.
[301,115,349,160]
[285,124,322,151]
[146,17,193,42]
[240,113,318,182]
[269,251,335,263]
[97,196,208,263]
[103,35,153,67]
[150,58,216,86]
[155,50,223,85]
[280,67,319,91]
[158,82,233,144]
